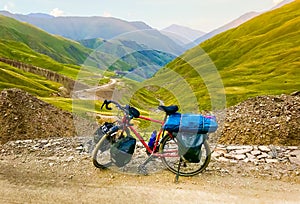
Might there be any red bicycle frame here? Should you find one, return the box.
[121,115,178,158]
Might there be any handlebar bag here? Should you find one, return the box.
[93,122,114,151]
[110,136,136,167]
[163,113,218,134]
[129,106,140,118]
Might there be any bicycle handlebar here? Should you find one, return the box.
[101,100,112,110]
[101,100,128,114]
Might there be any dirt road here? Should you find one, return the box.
[0,137,299,204]
[73,78,117,100]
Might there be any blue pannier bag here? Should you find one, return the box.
[163,113,218,133]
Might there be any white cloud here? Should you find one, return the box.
[4,2,14,11]
[103,11,112,17]
[50,8,64,17]
[273,0,284,5]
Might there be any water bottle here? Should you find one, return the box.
[148,130,157,150]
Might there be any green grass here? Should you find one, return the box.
[0,39,104,82]
[40,97,115,117]
[0,15,91,64]
[136,0,300,110]
[0,62,61,96]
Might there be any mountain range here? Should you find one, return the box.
[79,38,176,81]
[0,11,185,56]
[0,14,179,82]
[0,8,275,54]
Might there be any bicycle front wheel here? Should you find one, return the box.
[159,134,211,176]
[92,134,113,169]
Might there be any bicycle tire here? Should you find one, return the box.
[159,134,211,176]
[92,134,113,169]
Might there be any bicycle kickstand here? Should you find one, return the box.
[175,158,183,183]
[138,154,154,175]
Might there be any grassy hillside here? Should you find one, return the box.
[0,16,106,113]
[0,61,61,96]
[0,15,105,83]
[0,15,91,64]
[139,0,300,111]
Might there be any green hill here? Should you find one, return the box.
[0,15,91,64]
[0,15,105,112]
[0,15,104,82]
[138,0,300,111]
[0,61,61,96]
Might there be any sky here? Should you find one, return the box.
[0,0,285,32]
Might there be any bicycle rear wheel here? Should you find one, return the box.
[159,134,211,176]
[92,134,113,169]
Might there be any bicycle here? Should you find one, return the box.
[92,100,212,179]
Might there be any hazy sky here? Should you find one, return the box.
[1,0,285,32]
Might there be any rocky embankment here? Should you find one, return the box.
[219,92,300,146]
[0,88,96,144]
[212,144,300,165]
[1,88,299,146]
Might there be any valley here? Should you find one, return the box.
[0,1,299,203]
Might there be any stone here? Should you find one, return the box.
[224,153,235,159]
[230,160,238,164]
[226,146,240,151]
[217,157,229,162]
[251,150,261,156]
[233,154,246,160]
[246,153,255,159]
[75,146,84,151]
[258,146,270,152]
[212,148,227,158]
[287,146,298,150]
[211,151,223,158]
[289,150,300,157]
[257,152,270,160]
[233,147,253,155]
[242,158,250,163]
[265,159,279,163]
[40,139,49,144]
[289,157,300,165]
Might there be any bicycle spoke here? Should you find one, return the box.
[160,134,211,176]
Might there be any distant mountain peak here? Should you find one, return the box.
[162,24,205,37]
[161,24,206,46]
[27,13,54,19]
[193,11,260,45]
[129,21,152,30]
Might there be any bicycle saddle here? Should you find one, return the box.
[158,105,178,115]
